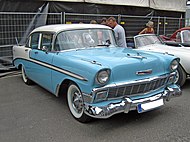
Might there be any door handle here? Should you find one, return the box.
[25,49,28,51]
[34,51,38,54]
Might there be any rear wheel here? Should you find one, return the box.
[67,83,91,123]
[21,65,33,85]
[175,65,186,87]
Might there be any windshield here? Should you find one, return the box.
[181,30,190,44]
[54,29,116,51]
[135,35,163,48]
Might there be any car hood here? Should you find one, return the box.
[137,44,190,74]
[57,47,173,83]
[138,43,190,52]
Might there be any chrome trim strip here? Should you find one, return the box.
[80,58,102,66]
[14,57,88,81]
[127,55,147,60]
[30,58,88,81]
[136,69,152,75]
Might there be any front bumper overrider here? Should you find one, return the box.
[83,84,182,119]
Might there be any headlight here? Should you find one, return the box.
[96,70,110,84]
[170,60,179,71]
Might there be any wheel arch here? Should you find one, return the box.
[56,79,80,98]
[179,62,187,75]
[176,62,187,87]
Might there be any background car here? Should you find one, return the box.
[160,27,190,47]
[134,34,190,86]
[13,24,181,122]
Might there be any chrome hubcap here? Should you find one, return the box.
[174,70,179,84]
[72,91,83,113]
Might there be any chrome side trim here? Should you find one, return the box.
[30,58,88,81]
[14,57,88,81]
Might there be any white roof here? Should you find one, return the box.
[31,24,112,33]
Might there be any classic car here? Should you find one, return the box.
[134,34,190,86]
[13,24,181,122]
[160,27,190,47]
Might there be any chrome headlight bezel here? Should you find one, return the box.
[170,59,179,71]
[95,69,110,85]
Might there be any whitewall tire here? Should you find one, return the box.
[67,83,91,122]
[21,65,33,85]
[175,65,186,87]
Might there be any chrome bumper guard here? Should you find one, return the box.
[84,85,182,119]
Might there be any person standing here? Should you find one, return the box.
[100,17,107,25]
[107,17,127,47]
[139,21,155,34]
[90,20,97,24]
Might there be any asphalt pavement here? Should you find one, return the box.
[0,73,190,142]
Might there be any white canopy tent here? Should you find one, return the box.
[149,0,186,12]
[48,0,186,12]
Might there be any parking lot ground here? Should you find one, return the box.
[0,74,190,142]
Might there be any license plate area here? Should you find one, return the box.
[137,99,164,113]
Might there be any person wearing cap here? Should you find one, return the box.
[139,21,155,34]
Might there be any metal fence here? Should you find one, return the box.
[0,12,62,70]
[64,13,185,36]
[0,12,186,70]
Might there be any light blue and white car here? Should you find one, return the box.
[13,24,181,122]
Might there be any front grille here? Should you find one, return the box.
[107,76,168,99]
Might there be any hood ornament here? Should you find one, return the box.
[136,69,152,75]
[126,52,147,60]
[81,58,102,66]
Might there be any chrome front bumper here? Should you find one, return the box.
[84,85,182,119]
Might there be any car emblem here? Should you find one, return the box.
[136,69,152,75]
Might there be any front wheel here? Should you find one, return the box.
[21,65,33,85]
[175,65,186,87]
[67,83,91,123]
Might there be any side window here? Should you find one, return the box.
[41,33,53,51]
[30,33,40,49]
